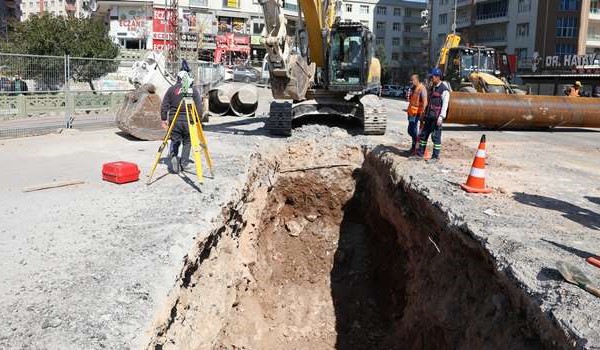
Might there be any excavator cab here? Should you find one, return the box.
[444,47,497,90]
[328,23,372,91]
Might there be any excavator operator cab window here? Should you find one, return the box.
[330,30,363,86]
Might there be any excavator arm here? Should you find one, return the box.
[258,0,338,100]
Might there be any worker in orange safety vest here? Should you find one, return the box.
[407,74,428,154]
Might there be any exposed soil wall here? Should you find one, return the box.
[144,142,572,349]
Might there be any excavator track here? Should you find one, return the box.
[360,94,387,135]
[265,101,293,136]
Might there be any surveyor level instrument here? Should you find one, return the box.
[147,95,213,185]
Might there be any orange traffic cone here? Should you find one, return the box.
[460,135,492,194]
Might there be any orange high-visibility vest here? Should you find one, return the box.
[408,83,426,116]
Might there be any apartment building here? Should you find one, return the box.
[431,0,597,71]
[340,0,427,82]
[0,0,22,37]
[19,0,95,19]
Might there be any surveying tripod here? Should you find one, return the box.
[147,95,213,185]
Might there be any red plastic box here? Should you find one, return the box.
[102,161,140,184]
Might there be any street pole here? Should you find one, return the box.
[452,0,457,34]
[429,0,433,68]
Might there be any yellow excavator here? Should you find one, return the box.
[258,0,386,136]
[437,33,518,94]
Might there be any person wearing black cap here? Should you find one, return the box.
[416,67,449,161]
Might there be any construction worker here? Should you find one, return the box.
[416,67,449,161]
[407,74,428,154]
[567,81,581,97]
[160,63,202,173]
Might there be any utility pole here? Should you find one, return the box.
[452,0,457,34]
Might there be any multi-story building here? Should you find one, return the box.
[1,0,22,38]
[19,0,95,19]
[94,0,299,63]
[431,0,596,71]
[340,0,427,83]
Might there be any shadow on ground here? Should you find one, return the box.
[513,192,600,230]
[540,239,596,259]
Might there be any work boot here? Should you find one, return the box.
[170,155,180,173]
[180,160,193,172]
[427,156,440,163]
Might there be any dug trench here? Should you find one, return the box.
[144,142,571,349]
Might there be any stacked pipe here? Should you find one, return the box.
[447,92,600,129]
[208,83,259,117]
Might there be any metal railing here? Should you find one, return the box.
[0,53,131,138]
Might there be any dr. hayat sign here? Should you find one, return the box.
[544,53,600,68]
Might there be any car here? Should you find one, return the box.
[260,56,270,85]
[232,66,260,83]
[381,84,403,97]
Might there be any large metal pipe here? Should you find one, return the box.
[447,92,600,129]
[208,84,237,115]
[230,84,259,117]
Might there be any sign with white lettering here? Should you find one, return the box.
[544,54,600,68]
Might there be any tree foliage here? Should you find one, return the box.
[3,13,120,90]
[375,45,391,84]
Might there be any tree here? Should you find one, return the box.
[4,13,119,91]
[375,45,391,84]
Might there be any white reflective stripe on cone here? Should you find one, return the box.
[469,167,486,178]
[476,149,486,158]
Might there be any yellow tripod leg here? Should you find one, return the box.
[147,101,183,184]
[191,103,213,176]
[185,102,205,183]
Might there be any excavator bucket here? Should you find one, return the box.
[116,84,164,141]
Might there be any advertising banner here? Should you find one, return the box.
[152,8,176,51]
[112,7,151,39]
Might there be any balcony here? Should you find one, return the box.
[403,31,426,38]
[456,16,471,28]
[590,8,600,21]
[476,35,507,47]
[402,46,423,53]
[588,33,600,47]
[403,16,423,24]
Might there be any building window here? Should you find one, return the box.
[391,52,400,61]
[559,0,578,11]
[516,23,529,38]
[376,6,387,15]
[404,24,412,32]
[392,37,400,47]
[394,8,401,16]
[253,23,264,34]
[439,13,447,25]
[360,5,369,15]
[375,38,384,47]
[593,0,600,14]
[405,8,413,17]
[556,43,576,55]
[515,48,528,61]
[393,22,401,31]
[556,17,577,37]
[518,0,531,13]
[476,1,508,20]
[376,22,385,31]
[345,4,352,12]
[439,0,448,4]
[403,38,411,46]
